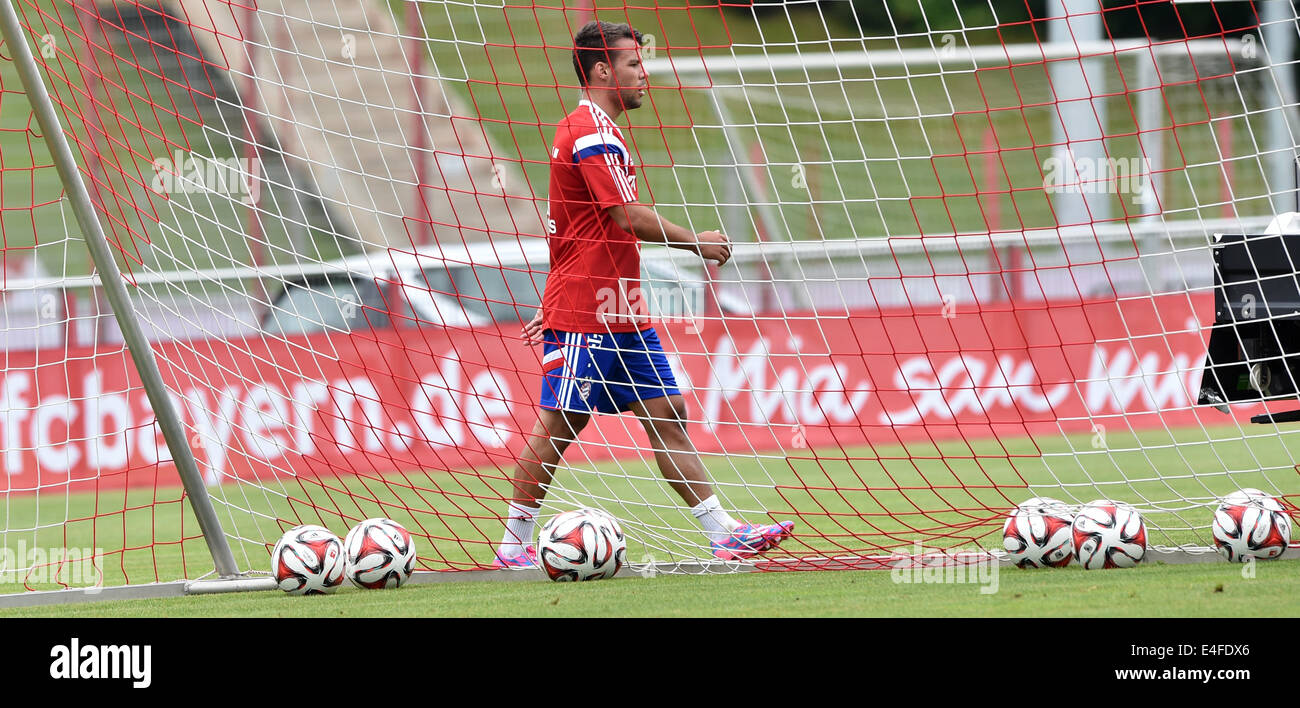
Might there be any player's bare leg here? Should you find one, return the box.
[630,394,795,560]
[494,407,590,566]
[628,394,713,506]
[508,407,591,504]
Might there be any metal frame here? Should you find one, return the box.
[0,0,238,578]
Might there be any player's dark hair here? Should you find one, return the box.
[572,21,643,87]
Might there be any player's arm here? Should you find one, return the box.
[606,204,731,266]
[570,131,730,264]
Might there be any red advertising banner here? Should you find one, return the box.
[0,293,1266,495]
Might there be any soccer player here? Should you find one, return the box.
[492,20,795,568]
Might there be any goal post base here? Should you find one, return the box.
[750,546,1298,572]
[0,580,192,610]
[185,577,280,595]
[0,575,276,610]
[406,560,762,584]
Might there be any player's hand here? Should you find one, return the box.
[521,311,545,346]
[697,230,731,267]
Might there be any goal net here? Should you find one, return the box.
[1,0,1296,592]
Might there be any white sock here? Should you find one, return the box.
[691,495,740,544]
[499,501,541,557]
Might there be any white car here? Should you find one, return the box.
[260,239,734,337]
[261,240,548,336]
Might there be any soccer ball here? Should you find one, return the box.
[344,518,417,589]
[537,508,626,582]
[1072,501,1146,569]
[1002,497,1075,568]
[1212,488,1292,562]
[271,524,346,595]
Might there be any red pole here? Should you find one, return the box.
[983,125,1001,232]
[749,142,775,315]
[69,0,124,345]
[70,0,111,214]
[237,3,269,322]
[1007,237,1022,301]
[983,125,1004,302]
[241,3,264,269]
[407,1,432,248]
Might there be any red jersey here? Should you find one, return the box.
[542,99,648,333]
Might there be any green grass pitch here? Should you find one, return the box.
[2,558,1297,618]
[1,423,1297,616]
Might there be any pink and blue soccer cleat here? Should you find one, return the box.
[491,545,538,569]
[711,521,796,561]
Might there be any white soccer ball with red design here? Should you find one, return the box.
[1072,500,1147,569]
[1212,488,1292,562]
[537,508,626,582]
[271,524,346,595]
[344,518,417,589]
[1002,497,1075,568]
